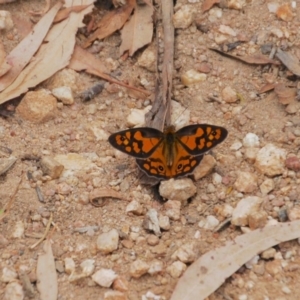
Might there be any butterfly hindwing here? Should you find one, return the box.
[175,124,228,156]
[108,127,164,159]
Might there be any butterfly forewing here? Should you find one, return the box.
[108,127,164,159]
[175,124,228,156]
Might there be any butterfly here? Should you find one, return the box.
[108,124,228,180]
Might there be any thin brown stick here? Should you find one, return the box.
[30,213,53,249]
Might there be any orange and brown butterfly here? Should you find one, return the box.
[108,124,228,180]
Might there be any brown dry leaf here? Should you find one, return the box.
[83,0,136,48]
[171,220,300,300]
[258,82,276,94]
[202,0,220,12]
[36,240,58,300]
[0,42,11,77]
[0,2,62,92]
[210,48,280,65]
[120,2,154,56]
[276,48,300,76]
[69,45,150,96]
[0,0,94,105]
[274,83,297,105]
[89,188,129,207]
[54,5,89,23]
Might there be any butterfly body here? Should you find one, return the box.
[108,124,228,180]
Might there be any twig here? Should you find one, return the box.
[30,213,53,249]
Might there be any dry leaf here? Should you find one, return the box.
[83,0,136,48]
[120,2,154,56]
[274,83,297,105]
[36,240,57,300]
[0,0,94,105]
[69,45,150,96]
[202,0,220,12]
[276,48,300,76]
[0,2,62,92]
[210,48,280,65]
[54,5,89,23]
[0,42,11,77]
[171,221,300,300]
[258,82,276,94]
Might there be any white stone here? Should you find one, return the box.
[130,259,149,278]
[96,229,119,254]
[138,46,156,72]
[193,154,216,180]
[158,215,170,231]
[171,242,198,263]
[243,133,260,148]
[164,200,181,221]
[228,0,246,10]
[159,178,196,203]
[52,86,74,105]
[234,171,258,193]
[219,25,236,36]
[231,196,263,226]
[87,123,109,141]
[255,144,287,177]
[148,260,164,275]
[222,86,238,103]
[212,173,222,185]
[12,221,24,238]
[126,106,151,127]
[92,269,117,287]
[200,215,220,230]
[166,261,187,278]
[143,209,161,236]
[126,200,143,215]
[260,178,275,195]
[0,11,13,30]
[1,267,18,283]
[173,5,194,29]
[80,259,95,276]
[4,282,24,300]
[230,141,243,151]
[64,257,76,275]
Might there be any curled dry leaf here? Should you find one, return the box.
[276,48,300,77]
[259,82,276,94]
[0,2,62,93]
[202,0,220,12]
[89,188,129,207]
[171,220,300,300]
[83,0,136,48]
[274,83,297,105]
[210,48,280,65]
[0,0,94,105]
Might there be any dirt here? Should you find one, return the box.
[1,0,300,300]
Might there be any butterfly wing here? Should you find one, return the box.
[108,127,164,159]
[175,124,228,156]
[136,138,204,179]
